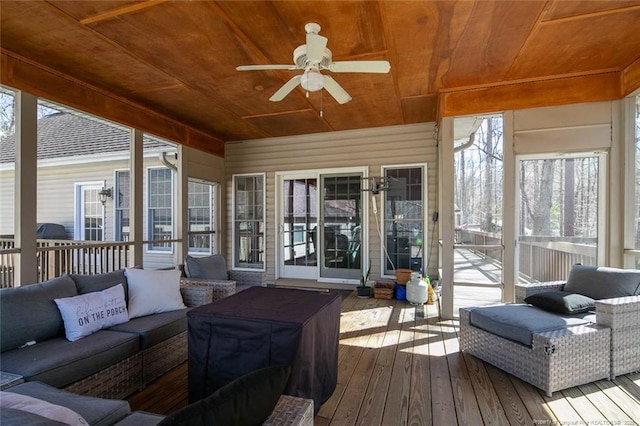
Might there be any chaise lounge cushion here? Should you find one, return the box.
[0,330,139,387]
[0,275,77,352]
[524,290,595,315]
[469,304,590,346]
[109,309,189,349]
[563,265,640,300]
[5,381,131,426]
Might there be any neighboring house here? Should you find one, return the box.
[0,112,218,269]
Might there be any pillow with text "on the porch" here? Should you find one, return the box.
[54,284,128,342]
[125,268,186,319]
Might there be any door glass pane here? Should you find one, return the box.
[321,175,361,279]
[283,178,318,267]
[383,167,424,274]
[519,156,599,282]
[83,188,103,241]
[234,175,264,269]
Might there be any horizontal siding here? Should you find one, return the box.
[225,123,438,283]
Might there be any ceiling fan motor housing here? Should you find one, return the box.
[293,45,332,69]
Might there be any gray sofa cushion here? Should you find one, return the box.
[0,407,67,425]
[0,330,139,387]
[6,381,131,426]
[70,269,129,301]
[183,255,228,280]
[0,275,77,352]
[564,265,640,299]
[109,309,189,349]
[469,304,590,346]
[114,411,164,426]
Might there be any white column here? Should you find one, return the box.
[439,118,455,319]
[130,129,143,267]
[176,144,189,266]
[15,92,38,286]
[502,111,516,302]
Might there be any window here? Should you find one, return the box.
[188,180,217,254]
[382,165,426,275]
[627,94,640,268]
[114,170,130,241]
[233,174,264,269]
[0,89,16,237]
[148,167,173,251]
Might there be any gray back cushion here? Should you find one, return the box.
[0,275,77,352]
[564,265,640,300]
[70,269,128,302]
[183,255,228,280]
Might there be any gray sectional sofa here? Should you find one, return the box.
[0,270,208,400]
[460,265,640,396]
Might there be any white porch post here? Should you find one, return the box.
[502,111,516,302]
[176,145,189,266]
[439,118,455,319]
[14,91,38,286]
[130,129,143,267]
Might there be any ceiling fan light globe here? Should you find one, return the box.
[301,69,324,92]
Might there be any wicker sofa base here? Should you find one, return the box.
[459,308,611,396]
[142,331,188,383]
[61,332,189,400]
[63,352,143,400]
[263,395,314,426]
[596,295,640,378]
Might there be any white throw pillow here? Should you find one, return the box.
[0,391,88,425]
[125,268,186,319]
[54,284,129,342]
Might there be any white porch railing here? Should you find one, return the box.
[0,238,132,288]
[456,229,597,283]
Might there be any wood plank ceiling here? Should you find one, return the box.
[1,1,639,156]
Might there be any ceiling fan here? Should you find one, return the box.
[236,23,391,104]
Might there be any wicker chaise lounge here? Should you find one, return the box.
[460,265,640,396]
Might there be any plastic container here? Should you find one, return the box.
[406,276,428,305]
[395,269,412,285]
[394,283,406,300]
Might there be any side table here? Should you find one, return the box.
[0,371,24,390]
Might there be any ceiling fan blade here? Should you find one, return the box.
[236,64,295,71]
[269,75,302,102]
[323,76,352,104]
[306,32,328,63]
[327,60,391,73]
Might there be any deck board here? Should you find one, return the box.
[128,291,640,425]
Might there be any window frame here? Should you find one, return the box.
[232,173,266,271]
[624,93,640,267]
[187,179,217,255]
[380,163,428,278]
[113,169,130,242]
[146,166,174,253]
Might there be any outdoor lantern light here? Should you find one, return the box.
[98,187,113,205]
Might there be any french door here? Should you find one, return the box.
[278,169,364,283]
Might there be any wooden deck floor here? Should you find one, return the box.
[128,292,640,425]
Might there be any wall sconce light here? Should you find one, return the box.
[98,187,113,205]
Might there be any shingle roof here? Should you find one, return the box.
[0,112,172,164]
